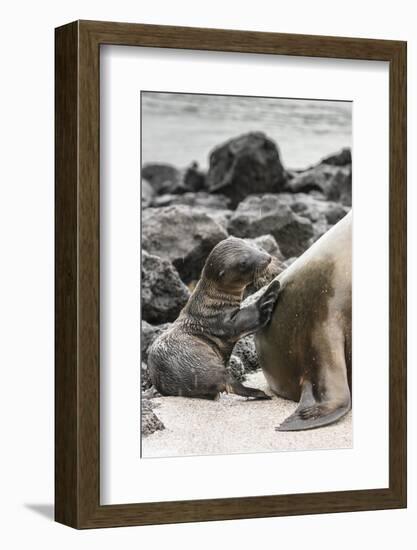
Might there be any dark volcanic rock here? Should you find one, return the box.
[324,203,350,225]
[297,195,349,226]
[141,362,152,391]
[207,132,288,208]
[321,147,351,166]
[142,205,228,283]
[183,162,206,192]
[152,191,231,210]
[232,335,259,374]
[142,250,190,323]
[244,234,284,260]
[204,209,233,232]
[286,163,352,206]
[142,163,184,195]
[142,321,171,362]
[227,355,245,382]
[142,398,165,436]
[326,166,351,205]
[228,194,314,258]
[278,192,350,242]
[141,178,154,208]
[150,193,232,232]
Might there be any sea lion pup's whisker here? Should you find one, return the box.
[148,237,280,401]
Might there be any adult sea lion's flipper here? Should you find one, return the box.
[276,380,351,432]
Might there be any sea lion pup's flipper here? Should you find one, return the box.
[276,380,351,431]
[229,279,281,338]
[226,375,271,400]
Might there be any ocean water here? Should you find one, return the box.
[141,92,352,171]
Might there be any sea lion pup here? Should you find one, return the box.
[148,237,281,400]
[256,211,352,430]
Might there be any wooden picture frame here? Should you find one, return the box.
[55,20,407,528]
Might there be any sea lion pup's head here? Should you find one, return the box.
[202,236,272,292]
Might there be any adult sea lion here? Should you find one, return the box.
[256,211,352,430]
[148,237,281,400]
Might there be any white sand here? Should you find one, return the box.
[142,371,352,458]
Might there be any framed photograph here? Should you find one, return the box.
[55,20,406,528]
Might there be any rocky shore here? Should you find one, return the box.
[141,131,352,448]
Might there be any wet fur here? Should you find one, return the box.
[148,237,281,400]
[256,213,352,430]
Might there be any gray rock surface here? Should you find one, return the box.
[227,355,246,382]
[152,191,231,210]
[203,209,233,232]
[286,163,352,206]
[142,250,190,323]
[142,398,165,436]
[183,162,206,192]
[228,194,314,258]
[321,147,351,166]
[244,234,284,259]
[142,205,228,283]
[232,335,259,374]
[207,132,288,207]
[141,361,152,391]
[278,192,350,242]
[141,178,154,208]
[142,163,184,195]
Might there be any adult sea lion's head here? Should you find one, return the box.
[202,236,272,292]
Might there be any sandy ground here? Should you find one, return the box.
[142,371,352,458]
